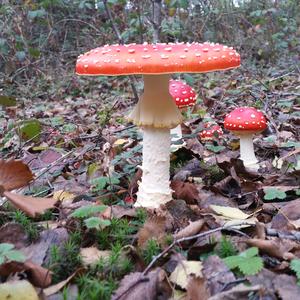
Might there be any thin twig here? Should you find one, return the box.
[113,224,252,300]
[143,224,239,275]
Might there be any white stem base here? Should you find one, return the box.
[239,135,259,170]
[134,127,173,208]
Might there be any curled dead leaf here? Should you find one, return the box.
[0,160,33,192]
[246,238,297,260]
[111,268,171,300]
[171,180,199,204]
[3,191,58,218]
[137,215,167,249]
[0,260,51,288]
[173,219,205,240]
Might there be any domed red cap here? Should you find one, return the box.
[199,125,223,141]
[169,79,197,108]
[224,107,267,132]
[76,42,240,76]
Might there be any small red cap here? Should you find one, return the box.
[169,79,197,108]
[199,125,223,141]
[224,107,267,133]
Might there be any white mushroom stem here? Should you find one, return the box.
[239,134,259,168]
[128,74,182,208]
[135,127,172,208]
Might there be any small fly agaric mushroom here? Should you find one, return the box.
[199,124,223,141]
[169,79,197,143]
[224,107,267,169]
[76,42,240,208]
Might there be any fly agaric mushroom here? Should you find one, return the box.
[224,107,267,169]
[76,42,240,208]
[169,79,197,143]
[199,124,223,141]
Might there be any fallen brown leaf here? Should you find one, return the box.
[3,191,58,218]
[186,276,210,300]
[173,219,205,240]
[43,268,84,297]
[111,268,171,300]
[0,159,33,192]
[0,260,51,288]
[246,238,297,260]
[202,256,235,296]
[80,247,111,266]
[0,223,28,248]
[273,274,300,300]
[171,180,199,204]
[208,284,262,300]
[137,215,167,249]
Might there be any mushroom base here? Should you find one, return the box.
[134,127,173,208]
[239,134,259,169]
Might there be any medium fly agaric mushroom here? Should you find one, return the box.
[76,42,240,208]
[169,79,197,143]
[224,107,267,169]
[199,124,223,142]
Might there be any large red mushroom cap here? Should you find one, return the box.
[76,42,240,76]
[224,107,267,134]
[199,124,223,141]
[169,79,197,108]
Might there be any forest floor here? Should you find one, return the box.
[0,51,299,299]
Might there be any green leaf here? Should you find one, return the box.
[91,176,120,192]
[5,250,26,262]
[223,247,263,276]
[206,144,225,153]
[238,256,263,275]
[264,188,287,201]
[0,95,16,107]
[0,243,26,264]
[290,259,300,279]
[18,119,41,141]
[223,255,243,269]
[240,247,258,258]
[84,217,111,230]
[182,74,195,85]
[70,205,107,219]
[0,243,15,254]
[28,47,40,58]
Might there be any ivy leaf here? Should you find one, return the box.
[264,188,287,201]
[84,217,111,230]
[70,205,107,219]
